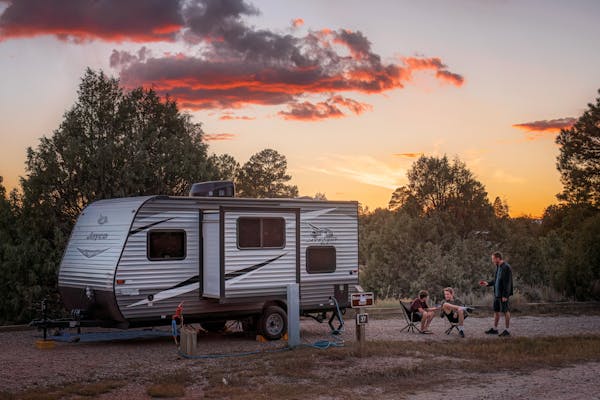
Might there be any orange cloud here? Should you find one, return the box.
[393,153,424,158]
[204,133,237,141]
[279,96,371,121]
[404,57,445,70]
[0,0,183,42]
[219,114,256,121]
[279,100,345,121]
[328,95,373,115]
[401,57,464,87]
[435,70,465,86]
[292,18,304,28]
[512,117,576,133]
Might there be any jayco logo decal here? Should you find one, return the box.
[307,223,336,244]
[77,247,109,258]
[87,232,108,240]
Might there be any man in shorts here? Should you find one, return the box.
[410,290,438,334]
[440,287,472,338]
[479,251,513,337]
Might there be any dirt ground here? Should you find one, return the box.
[1,314,600,398]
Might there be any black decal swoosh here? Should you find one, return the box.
[166,275,200,290]
[225,253,287,281]
[129,217,175,235]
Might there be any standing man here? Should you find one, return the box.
[479,252,513,337]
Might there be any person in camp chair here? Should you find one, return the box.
[440,287,472,338]
[410,290,438,334]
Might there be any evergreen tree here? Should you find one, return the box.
[556,90,600,206]
[236,149,298,198]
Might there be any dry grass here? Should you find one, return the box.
[0,379,125,400]
[146,369,192,398]
[146,383,186,398]
[4,335,599,400]
[200,335,600,399]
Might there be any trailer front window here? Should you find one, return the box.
[306,246,336,273]
[147,230,186,261]
[237,217,285,249]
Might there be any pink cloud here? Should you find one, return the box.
[512,117,576,133]
[204,133,237,141]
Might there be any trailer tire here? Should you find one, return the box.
[258,306,287,340]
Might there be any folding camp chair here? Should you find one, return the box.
[399,301,422,333]
[442,309,471,335]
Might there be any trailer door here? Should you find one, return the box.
[220,207,300,302]
[202,211,221,298]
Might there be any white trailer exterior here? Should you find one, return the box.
[58,194,358,337]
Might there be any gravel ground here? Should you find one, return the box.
[1,314,600,398]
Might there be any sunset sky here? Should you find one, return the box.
[1,0,599,216]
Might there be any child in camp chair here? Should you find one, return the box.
[440,287,473,338]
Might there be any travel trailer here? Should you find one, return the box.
[57,182,359,339]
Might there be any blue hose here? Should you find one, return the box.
[177,346,290,359]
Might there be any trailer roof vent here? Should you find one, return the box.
[189,181,235,197]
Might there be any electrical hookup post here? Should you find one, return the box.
[350,292,374,357]
[287,283,300,348]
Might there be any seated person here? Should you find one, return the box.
[440,287,472,338]
[410,290,438,334]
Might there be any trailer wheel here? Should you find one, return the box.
[202,320,226,332]
[258,306,287,340]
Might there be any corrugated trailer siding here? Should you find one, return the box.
[223,211,297,299]
[61,196,359,323]
[298,202,359,307]
[59,197,150,291]
[116,199,201,320]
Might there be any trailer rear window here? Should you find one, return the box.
[147,230,186,261]
[306,246,336,274]
[238,217,285,248]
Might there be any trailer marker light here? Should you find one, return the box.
[116,279,125,285]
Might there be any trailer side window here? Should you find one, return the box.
[147,230,186,261]
[238,217,285,248]
[306,246,336,274]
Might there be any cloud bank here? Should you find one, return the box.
[0,0,465,120]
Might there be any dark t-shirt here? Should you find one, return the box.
[410,298,428,314]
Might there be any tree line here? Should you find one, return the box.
[0,70,598,324]
[361,90,600,303]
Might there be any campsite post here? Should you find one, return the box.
[287,283,300,348]
[351,292,373,357]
